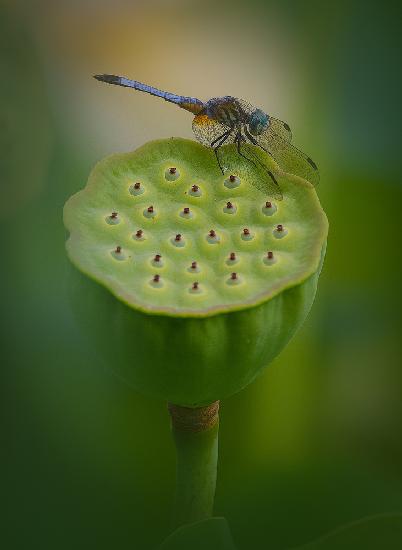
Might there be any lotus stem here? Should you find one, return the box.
[168,401,220,528]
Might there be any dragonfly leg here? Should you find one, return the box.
[212,130,233,174]
[235,131,261,167]
[244,126,271,154]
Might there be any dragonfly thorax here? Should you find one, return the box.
[249,109,269,136]
[204,97,247,128]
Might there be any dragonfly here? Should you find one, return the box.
[94,74,319,199]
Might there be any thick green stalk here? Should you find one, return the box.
[168,401,220,528]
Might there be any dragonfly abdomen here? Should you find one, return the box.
[94,74,204,113]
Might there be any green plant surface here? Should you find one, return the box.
[170,409,219,527]
[293,514,402,550]
[64,138,327,406]
[159,517,236,550]
[64,138,326,316]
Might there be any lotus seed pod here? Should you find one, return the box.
[64,138,328,406]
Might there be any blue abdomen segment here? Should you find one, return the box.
[94,74,204,114]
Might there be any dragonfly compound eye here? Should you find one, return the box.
[249,108,269,136]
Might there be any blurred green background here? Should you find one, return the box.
[1,0,401,548]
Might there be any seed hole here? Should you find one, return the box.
[150,274,163,288]
[262,201,277,216]
[187,260,200,273]
[226,252,239,265]
[189,184,202,197]
[223,201,237,214]
[207,229,220,244]
[226,251,238,265]
[152,254,163,267]
[241,228,254,241]
[143,205,156,219]
[111,246,126,261]
[263,251,277,265]
[273,224,288,239]
[224,174,241,189]
[180,206,193,219]
[133,229,145,241]
[171,233,185,247]
[165,166,180,181]
[106,212,120,225]
[129,182,145,196]
[226,272,241,285]
[189,281,202,294]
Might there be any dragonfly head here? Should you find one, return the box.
[249,109,269,136]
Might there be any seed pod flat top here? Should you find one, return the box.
[64,138,327,318]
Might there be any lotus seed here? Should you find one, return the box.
[188,260,200,273]
[189,281,202,294]
[227,272,241,285]
[106,212,120,225]
[150,274,163,287]
[111,245,126,261]
[144,205,156,219]
[226,251,238,266]
[262,201,277,216]
[180,206,193,219]
[224,174,241,189]
[165,166,180,181]
[130,182,144,196]
[171,233,185,247]
[133,229,145,241]
[241,228,254,241]
[263,251,277,266]
[223,201,237,214]
[152,254,163,267]
[189,184,202,197]
[274,224,288,239]
[207,229,220,244]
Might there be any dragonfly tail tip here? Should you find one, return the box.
[93,74,121,85]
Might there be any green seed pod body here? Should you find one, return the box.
[64,139,327,406]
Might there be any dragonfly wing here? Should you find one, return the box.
[236,143,283,199]
[192,114,234,147]
[233,99,292,141]
[256,131,320,187]
[268,116,292,142]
